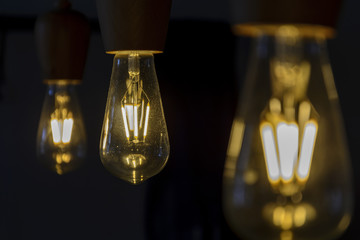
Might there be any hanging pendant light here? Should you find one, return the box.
[223,0,353,239]
[35,0,90,175]
[96,0,172,184]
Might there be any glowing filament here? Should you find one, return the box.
[260,121,317,183]
[140,99,145,128]
[51,118,74,144]
[125,105,134,130]
[121,105,130,139]
[122,101,150,142]
[277,123,298,181]
[62,119,73,143]
[297,122,317,180]
[144,104,150,138]
[134,106,139,138]
[51,119,62,143]
[261,124,280,181]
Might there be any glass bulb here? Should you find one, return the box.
[37,83,86,175]
[100,51,170,184]
[223,25,353,240]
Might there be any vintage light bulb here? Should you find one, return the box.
[37,82,86,175]
[34,0,90,175]
[100,51,170,184]
[223,25,353,240]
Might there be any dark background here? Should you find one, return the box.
[0,0,359,239]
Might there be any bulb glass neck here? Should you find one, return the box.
[232,24,335,39]
[44,79,81,85]
[249,25,329,102]
[106,50,161,55]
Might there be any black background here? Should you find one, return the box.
[0,0,359,239]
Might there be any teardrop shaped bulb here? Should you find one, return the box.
[223,25,353,240]
[100,51,170,184]
[37,83,86,175]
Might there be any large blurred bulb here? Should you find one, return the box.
[100,51,170,184]
[37,82,86,175]
[223,25,353,240]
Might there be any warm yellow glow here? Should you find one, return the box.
[270,60,311,102]
[261,42,317,192]
[232,24,335,39]
[294,205,306,227]
[261,49,316,190]
[51,119,61,143]
[337,214,351,232]
[120,52,151,144]
[260,123,280,183]
[280,230,293,240]
[134,105,139,139]
[282,206,293,230]
[265,203,316,232]
[243,169,258,185]
[298,101,311,127]
[129,168,144,184]
[224,120,245,179]
[122,102,150,142]
[55,164,63,175]
[227,120,245,158]
[102,118,109,149]
[124,154,146,169]
[144,104,150,138]
[260,119,317,187]
[121,105,130,139]
[51,117,74,145]
[62,118,73,143]
[297,121,317,181]
[322,64,339,100]
[273,206,285,226]
[54,153,72,164]
[270,98,282,114]
[277,122,298,181]
[125,105,134,131]
[140,99,145,128]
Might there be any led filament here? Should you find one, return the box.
[260,100,318,195]
[262,121,317,182]
[51,92,76,173]
[259,27,319,195]
[50,95,74,145]
[121,53,150,142]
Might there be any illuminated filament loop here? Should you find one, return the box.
[260,120,317,185]
[121,52,150,143]
[51,109,74,145]
[259,98,319,192]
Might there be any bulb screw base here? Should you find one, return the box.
[96,0,172,53]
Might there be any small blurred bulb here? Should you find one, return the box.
[37,82,86,175]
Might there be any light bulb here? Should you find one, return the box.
[223,25,353,240]
[37,82,86,175]
[100,51,170,184]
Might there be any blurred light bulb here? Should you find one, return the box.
[100,51,170,184]
[37,82,86,175]
[223,25,353,240]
